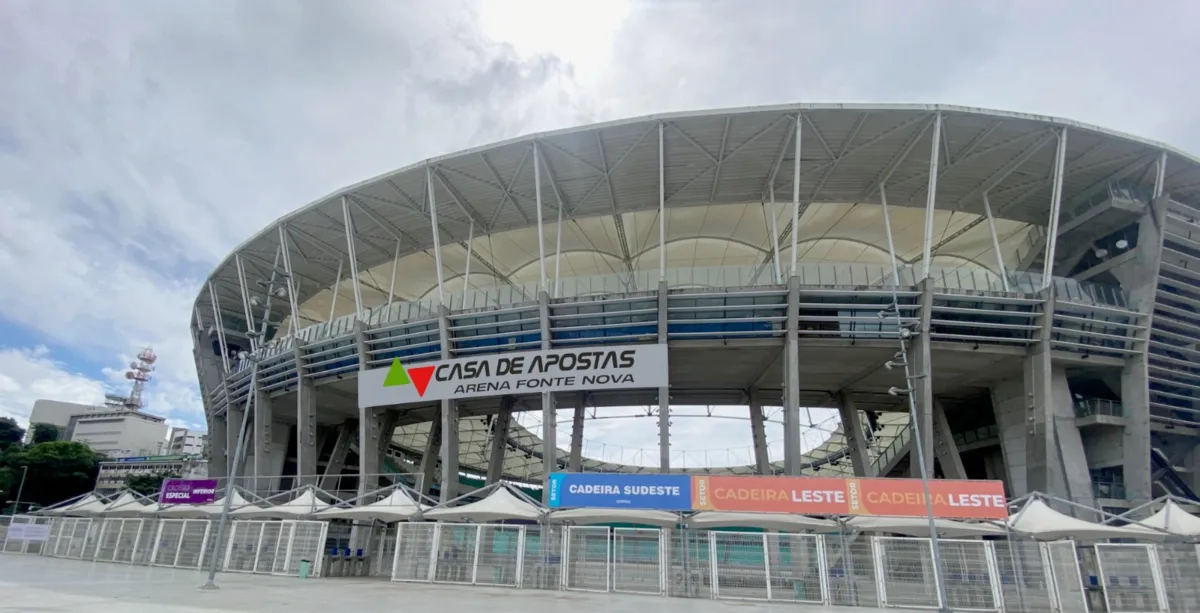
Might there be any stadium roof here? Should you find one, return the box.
[195,103,1200,328]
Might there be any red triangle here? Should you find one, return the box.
[408,366,436,397]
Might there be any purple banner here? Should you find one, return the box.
[159,478,218,505]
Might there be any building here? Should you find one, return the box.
[66,408,168,459]
[94,454,209,493]
[192,104,1200,512]
[163,427,207,456]
[24,399,100,442]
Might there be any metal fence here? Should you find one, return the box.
[3,515,329,578]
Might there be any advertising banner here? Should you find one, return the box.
[159,478,219,505]
[6,523,49,542]
[691,475,1008,520]
[547,473,692,510]
[359,344,669,408]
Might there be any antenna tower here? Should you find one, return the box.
[104,347,157,410]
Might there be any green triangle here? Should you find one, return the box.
[383,358,411,387]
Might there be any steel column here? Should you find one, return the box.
[387,238,400,310]
[327,259,342,323]
[879,184,900,285]
[921,112,943,278]
[233,254,258,351]
[462,220,474,304]
[277,224,302,334]
[341,196,364,321]
[207,281,231,372]
[1041,127,1069,286]
[533,141,548,292]
[790,113,802,276]
[783,276,801,475]
[427,165,446,305]
[658,280,670,471]
[768,185,782,283]
[659,121,667,278]
[982,192,1011,291]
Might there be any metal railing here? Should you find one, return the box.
[1076,399,1125,419]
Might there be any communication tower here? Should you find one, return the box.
[103,347,157,410]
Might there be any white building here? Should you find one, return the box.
[94,455,210,493]
[24,399,101,442]
[65,408,168,458]
[164,427,207,455]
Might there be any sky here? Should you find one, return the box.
[1,0,1199,464]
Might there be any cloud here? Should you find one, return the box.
[0,346,106,427]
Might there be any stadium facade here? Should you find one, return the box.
[191,103,1200,513]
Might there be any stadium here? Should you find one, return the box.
[190,102,1200,515]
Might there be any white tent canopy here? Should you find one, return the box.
[43,493,110,516]
[316,488,429,523]
[231,488,333,519]
[1131,500,1200,537]
[847,516,1004,538]
[1010,499,1166,541]
[549,508,679,528]
[157,490,254,519]
[688,511,836,533]
[424,486,545,523]
[101,492,151,517]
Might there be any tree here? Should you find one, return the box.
[30,423,60,444]
[0,441,101,508]
[124,470,180,497]
[0,418,23,449]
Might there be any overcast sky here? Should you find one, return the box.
[1,0,1198,465]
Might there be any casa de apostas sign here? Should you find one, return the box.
[358,344,668,407]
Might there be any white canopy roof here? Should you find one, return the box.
[156,491,254,518]
[847,516,1005,538]
[688,511,837,533]
[1131,500,1200,537]
[424,487,545,523]
[47,493,111,516]
[1010,499,1166,541]
[231,489,333,519]
[101,492,150,517]
[316,488,429,523]
[548,508,680,528]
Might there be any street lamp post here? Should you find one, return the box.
[11,466,28,515]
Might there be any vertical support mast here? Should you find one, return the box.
[768,184,782,284]
[427,165,446,305]
[462,220,474,304]
[341,196,363,321]
[387,238,401,310]
[533,141,548,293]
[328,259,342,323]
[983,192,1010,292]
[1153,150,1168,199]
[277,224,302,335]
[789,113,802,276]
[233,254,257,352]
[1041,127,1069,287]
[879,184,900,286]
[658,121,667,278]
[554,188,564,298]
[921,111,943,279]
[207,281,230,372]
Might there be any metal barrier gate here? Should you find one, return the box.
[223,520,328,577]
[150,519,212,569]
[1095,543,1169,613]
[563,526,610,592]
[1043,541,1088,613]
[613,527,664,595]
[0,515,52,555]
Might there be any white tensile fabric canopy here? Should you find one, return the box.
[1010,499,1166,541]
[101,492,150,517]
[847,516,1005,538]
[548,508,680,528]
[424,487,545,523]
[231,489,333,519]
[688,511,837,533]
[316,489,429,523]
[45,493,110,516]
[1130,500,1200,537]
[156,491,254,518]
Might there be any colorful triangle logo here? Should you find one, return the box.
[383,358,436,397]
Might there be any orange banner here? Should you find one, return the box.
[691,475,1007,520]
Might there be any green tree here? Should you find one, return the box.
[0,418,23,449]
[124,470,180,497]
[0,441,101,509]
[30,423,60,444]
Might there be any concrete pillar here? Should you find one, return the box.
[783,276,802,475]
[658,281,670,472]
[837,391,874,477]
[377,411,398,480]
[320,421,355,491]
[569,392,586,472]
[437,305,459,503]
[931,399,966,480]
[538,292,557,492]
[253,383,273,496]
[295,363,317,486]
[910,278,935,477]
[1116,194,1168,507]
[360,407,386,493]
[209,410,228,480]
[419,417,441,496]
[749,389,772,475]
[1024,286,1060,498]
[487,396,515,484]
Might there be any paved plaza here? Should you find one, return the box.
[0,555,884,613]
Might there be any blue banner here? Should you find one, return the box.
[547,473,692,510]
